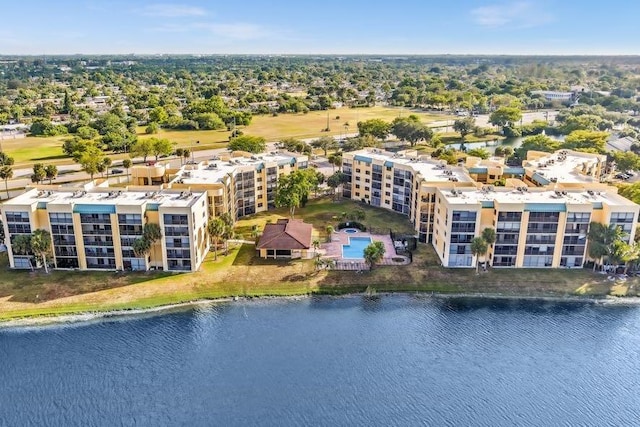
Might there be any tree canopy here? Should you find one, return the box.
[228,135,266,153]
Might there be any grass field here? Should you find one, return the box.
[0,197,636,322]
[2,107,453,166]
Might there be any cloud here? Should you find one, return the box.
[471,1,553,28]
[138,3,207,17]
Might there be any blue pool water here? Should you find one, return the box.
[343,228,359,233]
[342,236,372,259]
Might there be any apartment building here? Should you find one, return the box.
[131,151,308,221]
[1,188,209,272]
[465,149,606,187]
[342,148,476,243]
[432,186,638,268]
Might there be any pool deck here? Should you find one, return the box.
[321,230,403,266]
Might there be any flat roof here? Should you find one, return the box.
[439,187,637,208]
[171,152,304,185]
[2,188,205,209]
[347,149,473,183]
[524,150,603,184]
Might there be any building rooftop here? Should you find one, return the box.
[348,149,473,183]
[171,152,305,185]
[256,219,313,250]
[524,150,604,185]
[439,186,637,208]
[2,188,205,209]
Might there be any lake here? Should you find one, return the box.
[2,296,640,426]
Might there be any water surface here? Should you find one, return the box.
[1,296,639,426]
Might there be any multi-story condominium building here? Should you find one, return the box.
[342,148,639,269]
[131,151,308,221]
[342,148,476,243]
[432,186,638,268]
[1,187,209,272]
[465,149,606,187]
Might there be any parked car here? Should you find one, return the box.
[111,168,123,174]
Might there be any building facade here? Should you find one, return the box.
[1,188,209,272]
[131,151,308,221]
[432,186,638,268]
[342,149,640,269]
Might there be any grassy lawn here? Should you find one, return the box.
[3,107,452,167]
[246,106,453,141]
[437,132,505,144]
[234,196,416,240]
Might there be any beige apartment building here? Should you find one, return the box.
[432,186,638,268]
[1,187,209,272]
[342,148,639,268]
[131,151,308,220]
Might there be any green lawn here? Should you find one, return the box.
[234,197,416,240]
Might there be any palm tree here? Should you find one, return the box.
[471,237,488,274]
[102,157,112,179]
[588,222,626,271]
[11,234,33,270]
[0,165,13,198]
[132,237,152,260]
[122,158,132,183]
[481,227,496,268]
[30,229,52,273]
[207,217,225,260]
[312,239,320,256]
[363,241,385,270]
[175,148,184,165]
[325,225,334,242]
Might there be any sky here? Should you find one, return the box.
[1,0,639,55]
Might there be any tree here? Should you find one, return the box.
[0,165,13,198]
[228,135,266,153]
[325,225,334,242]
[148,106,168,124]
[328,152,342,171]
[453,117,476,140]
[563,130,609,152]
[102,157,113,178]
[143,223,162,244]
[30,229,52,273]
[76,145,105,180]
[175,148,184,165]
[391,116,434,146]
[481,228,496,247]
[588,222,626,271]
[312,239,320,256]
[194,112,225,130]
[207,217,226,260]
[275,169,318,218]
[132,237,151,259]
[471,237,489,274]
[516,134,560,159]
[182,148,191,164]
[327,171,347,200]
[76,126,98,140]
[145,122,159,134]
[130,139,154,162]
[122,158,132,182]
[0,152,15,166]
[358,119,391,139]
[279,138,309,154]
[466,148,490,159]
[45,164,58,184]
[610,240,639,274]
[151,138,174,161]
[12,234,32,256]
[611,151,640,173]
[363,241,385,270]
[310,136,337,157]
[494,146,514,158]
[31,163,46,184]
[489,107,522,129]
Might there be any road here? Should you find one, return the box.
[0,110,559,200]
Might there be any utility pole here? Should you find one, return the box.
[326,110,330,132]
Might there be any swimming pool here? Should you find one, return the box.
[343,228,359,234]
[342,236,373,259]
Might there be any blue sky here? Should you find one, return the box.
[1,0,638,55]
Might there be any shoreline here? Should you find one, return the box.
[2,291,640,330]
